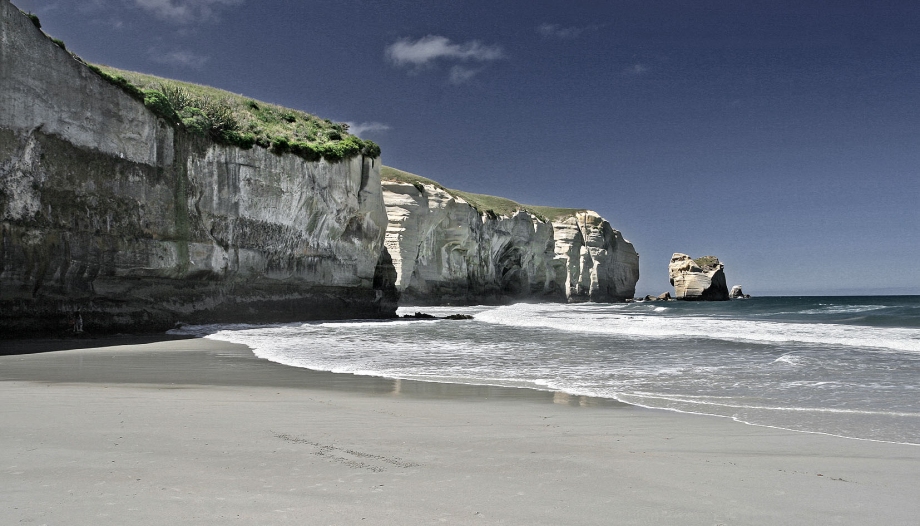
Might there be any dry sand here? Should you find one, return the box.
[2,337,919,525]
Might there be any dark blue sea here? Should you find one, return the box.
[174,296,920,445]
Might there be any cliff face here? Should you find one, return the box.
[382,179,639,304]
[0,1,396,334]
[668,253,729,301]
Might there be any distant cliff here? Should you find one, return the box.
[381,167,639,304]
[0,1,396,334]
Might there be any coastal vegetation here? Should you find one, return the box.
[380,166,583,222]
[86,65,379,162]
[17,7,376,162]
[692,255,721,268]
[25,11,40,29]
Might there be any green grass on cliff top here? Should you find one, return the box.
[693,255,721,268]
[380,166,583,221]
[89,65,379,161]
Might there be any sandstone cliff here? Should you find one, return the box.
[668,253,729,301]
[0,2,396,334]
[381,167,639,304]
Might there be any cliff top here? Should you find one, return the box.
[86,64,379,161]
[16,9,377,161]
[692,255,722,269]
[380,166,585,222]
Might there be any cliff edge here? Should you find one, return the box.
[0,2,396,334]
[381,167,639,304]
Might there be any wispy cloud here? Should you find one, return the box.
[134,0,243,24]
[150,49,210,69]
[537,23,598,40]
[448,65,480,85]
[386,35,505,84]
[623,63,649,76]
[386,35,504,68]
[344,121,391,137]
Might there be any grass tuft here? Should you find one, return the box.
[86,65,379,162]
[25,11,41,29]
[380,166,584,222]
[693,256,721,269]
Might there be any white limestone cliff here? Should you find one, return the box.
[382,179,639,304]
[0,1,396,333]
[668,253,729,301]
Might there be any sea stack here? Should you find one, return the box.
[668,253,729,301]
[730,285,750,299]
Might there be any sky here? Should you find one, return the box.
[14,0,920,296]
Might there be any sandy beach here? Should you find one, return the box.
[2,337,919,525]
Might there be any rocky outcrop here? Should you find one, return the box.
[0,2,396,334]
[638,292,671,302]
[729,285,750,299]
[668,253,729,301]
[382,178,639,304]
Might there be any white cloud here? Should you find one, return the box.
[537,23,586,39]
[448,65,480,85]
[134,0,243,23]
[344,121,391,137]
[151,49,209,69]
[386,35,505,68]
[538,23,602,40]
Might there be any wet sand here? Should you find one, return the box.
[2,337,919,525]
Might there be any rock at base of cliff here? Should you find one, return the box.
[668,253,730,301]
[639,292,672,302]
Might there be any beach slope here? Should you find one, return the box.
[2,338,918,525]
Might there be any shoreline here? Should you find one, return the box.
[236,336,920,449]
[3,337,920,524]
[0,334,629,407]
[11,327,917,447]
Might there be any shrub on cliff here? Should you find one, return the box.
[87,65,379,162]
[25,12,41,29]
[142,89,179,123]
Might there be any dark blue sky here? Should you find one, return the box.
[17,0,920,295]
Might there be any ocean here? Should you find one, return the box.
[172,296,920,445]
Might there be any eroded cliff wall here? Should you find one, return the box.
[382,178,639,304]
[668,253,729,301]
[0,2,396,334]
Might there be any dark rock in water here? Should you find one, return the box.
[668,253,730,301]
[730,285,747,299]
[401,312,474,320]
[403,312,437,319]
[639,292,671,302]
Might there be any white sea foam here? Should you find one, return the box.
[772,354,802,366]
[474,303,920,353]
[619,391,920,417]
[799,305,887,315]
[170,299,920,444]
